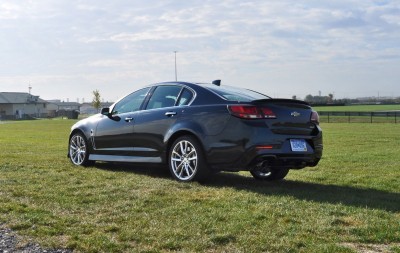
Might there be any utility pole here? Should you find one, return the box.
[174,51,178,81]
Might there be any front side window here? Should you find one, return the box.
[146,85,182,110]
[112,87,150,115]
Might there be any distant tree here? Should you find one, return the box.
[305,94,331,104]
[305,94,314,102]
[92,90,101,113]
[292,95,297,100]
[328,93,334,103]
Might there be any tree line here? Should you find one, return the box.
[300,94,400,105]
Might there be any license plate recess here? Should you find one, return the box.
[290,139,307,152]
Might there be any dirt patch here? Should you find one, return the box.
[0,224,72,253]
[341,242,400,253]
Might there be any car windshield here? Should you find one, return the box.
[203,85,270,102]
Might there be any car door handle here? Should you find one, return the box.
[125,117,134,122]
[165,111,177,117]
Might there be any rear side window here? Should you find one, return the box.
[177,88,194,106]
[146,85,182,110]
[204,85,270,102]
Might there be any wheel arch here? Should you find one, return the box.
[165,130,207,163]
[164,119,207,154]
[167,130,204,151]
[68,127,93,158]
[70,124,93,140]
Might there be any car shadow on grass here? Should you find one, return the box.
[92,163,399,213]
[205,172,400,213]
[93,162,172,179]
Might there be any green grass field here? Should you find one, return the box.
[0,120,399,252]
[313,104,400,112]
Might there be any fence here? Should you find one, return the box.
[319,111,399,123]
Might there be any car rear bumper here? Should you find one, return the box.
[205,124,323,172]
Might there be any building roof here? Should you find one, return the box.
[0,92,47,104]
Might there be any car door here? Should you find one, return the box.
[131,85,192,160]
[93,87,151,155]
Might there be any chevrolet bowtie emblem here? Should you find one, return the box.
[291,111,300,117]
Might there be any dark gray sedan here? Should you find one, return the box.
[68,81,323,182]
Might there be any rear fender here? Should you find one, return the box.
[164,121,206,145]
[162,121,207,163]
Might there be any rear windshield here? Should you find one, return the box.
[203,85,270,102]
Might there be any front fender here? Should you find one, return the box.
[69,114,102,145]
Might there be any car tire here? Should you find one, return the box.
[69,132,95,166]
[250,167,289,181]
[168,135,210,182]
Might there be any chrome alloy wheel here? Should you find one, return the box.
[69,134,87,165]
[170,140,198,181]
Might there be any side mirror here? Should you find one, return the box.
[101,107,110,116]
[101,107,120,121]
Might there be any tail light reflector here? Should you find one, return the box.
[228,105,276,119]
[311,111,320,124]
[256,145,274,149]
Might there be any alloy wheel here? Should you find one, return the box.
[69,134,87,165]
[170,140,198,181]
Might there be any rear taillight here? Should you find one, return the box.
[311,111,319,124]
[228,105,276,119]
[228,105,261,119]
[260,107,277,119]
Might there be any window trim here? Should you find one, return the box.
[176,87,196,106]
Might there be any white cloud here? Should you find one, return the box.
[0,0,399,101]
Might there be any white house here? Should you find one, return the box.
[0,92,48,120]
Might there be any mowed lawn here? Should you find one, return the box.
[313,104,400,112]
[0,120,399,253]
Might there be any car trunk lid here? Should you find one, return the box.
[251,99,318,136]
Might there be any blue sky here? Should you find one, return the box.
[1,0,399,102]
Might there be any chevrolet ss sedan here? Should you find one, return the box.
[68,80,322,182]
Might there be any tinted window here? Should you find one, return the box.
[146,85,182,110]
[203,85,270,102]
[177,88,194,106]
[112,87,150,114]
